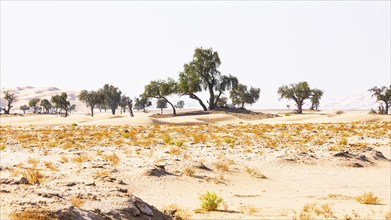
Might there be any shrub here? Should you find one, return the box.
[239,205,257,215]
[199,191,223,211]
[183,167,195,177]
[103,153,120,168]
[22,168,44,184]
[9,208,56,220]
[69,196,85,208]
[355,192,380,205]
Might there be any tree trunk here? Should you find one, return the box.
[161,108,163,114]
[208,84,215,110]
[129,108,134,117]
[111,107,115,115]
[214,91,222,107]
[385,103,389,114]
[189,93,207,111]
[90,106,94,117]
[164,98,176,116]
[241,102,245,108]
[296,101,303,114]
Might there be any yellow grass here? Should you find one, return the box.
[355,192,380,205]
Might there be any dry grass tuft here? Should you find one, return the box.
[9,208,56,220]
[162,204,191,220]
[94,170,110,178]
[239,205,258,215]
[355,192,380,205]
[385,211,391,220]
[71,154,89,164]
[245,167,267,179]
[22,168,44,184]
[183,167,195,177]
[44,162,59,172]
[69,196,85,208]
[103,153,120,168]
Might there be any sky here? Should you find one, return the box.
[1,1,390,109]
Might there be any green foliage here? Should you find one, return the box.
[99,84,122,115]
[175,100,185,109]
[40,99,52,114]
[199,192,223,211]
[78,90,103,117]
[230,83,261,108]
[28,98,41,113]
[143,78,178,115]
[134,95,152,112]
[278,81,312,114]
[368,85,391,114]
[19,105,30,114]
[51,92,70,117]
[183,48,221,110]
[157,99,168,114]
[2,90,17,114]
[310,89,324,110]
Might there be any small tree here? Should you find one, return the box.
[68,104,76,113]
[214,74,238,107]
[40,99,52,114]
[78,90,102,117]
[368,85,391,114]
[134,95,152,112]
[124,96,134,117]
[175,100,185,109]
[216,96,228,108]
[20,105,30,114]
[278,81,312,114]
[230,84,261,108]
[100,84,122,115]
[143,78,178,115]
[51,92,70,117]
[156,99,168,114]
[29,98,41,113]
[119,96,128,114]
[2,90,17,114]
[309,89,324,110]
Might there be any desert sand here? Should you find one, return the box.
[0,110,390,219]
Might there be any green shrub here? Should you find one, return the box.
[199,191,223,211]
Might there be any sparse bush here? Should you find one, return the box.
[9,208,56,220]
[239,205,257,215]
[199,191,223,211]
[103,153,120,168]
[245,167,267,179]
[355,192,380,205]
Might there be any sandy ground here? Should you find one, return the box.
[0,110,390,219]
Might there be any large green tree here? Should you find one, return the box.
[278,81,312,114]
[143,78,178,115]
[309,89,324,110]
[184,48,221,110]
[178,64,208,111]
[19,105,29,114]
[230,84,261,108]
[100,84,122,115]
[368,85,391,114]
[29,98,41,113]
[2,90,17,114]
[40,99,52,114]
[78,90,102,117]
[51,92,70,117]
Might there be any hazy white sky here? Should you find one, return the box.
[1,1,390,108]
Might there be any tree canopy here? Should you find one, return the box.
[368,85,391,114]
[278,81,312,114]
[78,90,102,117]
[51,92,70,117]
[100,84,122,115]
[143,78,178,115]
[230,84,261,108]
[28,98,41,113]
[2,90,17,114]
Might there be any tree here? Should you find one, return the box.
[134,95,152,112]
[20,105,29,114]
[40,99,52,114]
[28,98,41,113]
[368,85,391,114]
[119,95,128,114]
[78,90,102,117]
[156,99,168,114]
[278,81,312,114]
[51,92,70,117]
[143,78,178,115]
[178,64,208,111]
[214,74,238,107]
[175,100,185,109]
[230,84,261,108]
[124,96,134,117]
[100,84,122,115]
[216,96,228,108]
[309,89,324,110]
[68,104,76,113]
[184,48,221,110]
[2,90,17,114]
